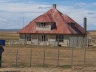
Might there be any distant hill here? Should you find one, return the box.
[88,30,96,32]
[0,29,20,32]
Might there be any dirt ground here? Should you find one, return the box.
[0,67,72,72]
[0,67,96,72]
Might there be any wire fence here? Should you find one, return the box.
[2,45,96,68]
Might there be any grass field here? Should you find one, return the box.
[0,31,19,40]
[0,31,96,72]
[2,45,96,66]
[1,45,96,72]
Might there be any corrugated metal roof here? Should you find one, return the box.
[18,6,85,34]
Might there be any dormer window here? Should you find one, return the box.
[37,22,48,27]
[69,22,76,27]
[36,22,52,31]
[71,23,75,27]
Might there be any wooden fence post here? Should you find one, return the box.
[84,17,87,66]
[57,47,59,66]
[84,37,86,66]
[43,48,45,67]
[30,49,32,67]
[16,49,18,67]
[71,47,73,66]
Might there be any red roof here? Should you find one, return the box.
[18,5,85,34]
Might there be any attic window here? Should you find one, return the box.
[69,23,76,27]
[37,23,48,27]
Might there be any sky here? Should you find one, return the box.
[0,0,96,30]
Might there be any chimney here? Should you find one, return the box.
[53,4,56,9]
[84,17,87,34]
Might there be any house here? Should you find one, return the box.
[18,4,87,47]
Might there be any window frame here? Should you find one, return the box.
[41,35,46,41]
[26,34,31,41]
[56,35,64,42]
[68,22,76,27]
[20,34,24,39]
[37,22,48,27]
[71,23,75,27]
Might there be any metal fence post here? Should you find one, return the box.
[16,49,18,67]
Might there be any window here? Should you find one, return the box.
[71,23,75,27]
[69,23,76,27]
[37,23,48,27]
[56,35,63,42]
[26,34,31,41]
[42,35,46,41]
[41,23,43,26]
[20,34,24,39]
[44,23,46,26]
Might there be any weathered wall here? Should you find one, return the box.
[31,34,38,45]
[19,34,85,47]
[69,35,85,48]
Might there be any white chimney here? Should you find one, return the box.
[53,4,56,9]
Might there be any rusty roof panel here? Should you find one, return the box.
[36,14,54,22]
[18,7,85,34]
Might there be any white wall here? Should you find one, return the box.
[19,34,85,47]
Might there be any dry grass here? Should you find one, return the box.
[1,45,96,72]
[0,31,19,40]
[2,45,96,68]
[0,30,96,72]
[88,31,96,36]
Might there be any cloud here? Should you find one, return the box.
[93,2,96,6]
[87,24,96,30]
[87,12,95,15]
[0,0,50,13]
[91,17,96,18]
[74,3,87,9]
[38,6,51,9]
[0,0,96,30]
[0,0,6,3]
[0,18,7,22]
[0,10,8,12]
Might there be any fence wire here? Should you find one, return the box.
[2,46,96,68]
